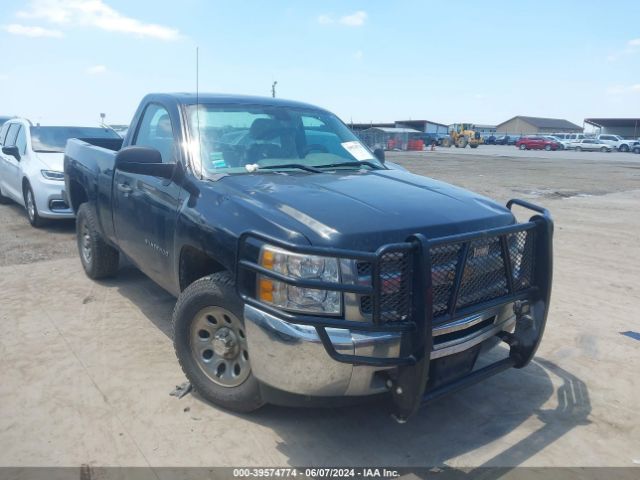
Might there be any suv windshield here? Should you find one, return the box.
[30,126,120,153]
[186,104,383,174]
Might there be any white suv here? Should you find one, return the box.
[0,119,120,227]
[596,134,635,152]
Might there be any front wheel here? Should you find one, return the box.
[544,145,552,151]
[519,144,527,150]
[24,182,45,228]
[173,272,264,413]
[620,144,629,152]
[0,183,11,204]
[600,147,608,152]
[576,146,582,152]
[76,203,119,278]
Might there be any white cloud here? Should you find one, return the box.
[318,11,367,27]
[3,23,63,37]
[86,64,107,75]
[16,0,180,40]
[339,11,367,27]
[606,84,640,95]
[608,38,640,62]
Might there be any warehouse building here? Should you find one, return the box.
[394,119,449,135]
[584,118,640,138]
[349,122,394,134]
[495,116,582,135]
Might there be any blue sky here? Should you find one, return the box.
[0,0,639,127]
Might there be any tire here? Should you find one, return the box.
[544,145,551,151]
[0,183,11,204]
[576,147,582,152]
[620,144,629,152]
[76,203,119,279]
[23,182,45,228]
[519,144,526,150]
[600,147,607,152]
[173,272,264,413]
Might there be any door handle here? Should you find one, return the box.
[117,183,133,194]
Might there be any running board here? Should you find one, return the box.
[420,357,515,406]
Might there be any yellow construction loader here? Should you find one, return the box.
[442,124,482,148]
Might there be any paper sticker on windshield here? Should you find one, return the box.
[341,141,375,161]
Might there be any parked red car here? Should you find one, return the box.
[515,136,560,151]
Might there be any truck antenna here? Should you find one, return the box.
[196,46,202,178]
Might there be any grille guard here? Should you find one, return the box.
[236,198,553,420]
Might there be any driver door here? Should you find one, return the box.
[113,103,183,291]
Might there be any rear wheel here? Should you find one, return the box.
[23,182,45,228]
[76,203,119,279]
[519,144,527,150]
[576,146,582,152]
[544,145,552,151]
[600,147,608,152]
[173,272,264,413]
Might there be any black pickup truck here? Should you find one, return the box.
[64,93,553,421]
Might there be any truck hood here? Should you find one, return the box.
[35,152,64,171]
[218,169,515,250]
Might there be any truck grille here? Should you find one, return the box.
[359,229,535,322]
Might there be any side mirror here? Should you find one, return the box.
[2,145,21,161]
[373,148,385,163]
[115,146,175,179]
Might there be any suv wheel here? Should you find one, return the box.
[519,144,526,150]
[76,203,120,278]
[620,144,629,152]
[173,272,264,413]
[0,183,11,204]
[23,182,45,228]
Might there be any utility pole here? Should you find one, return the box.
[271,81,278,98]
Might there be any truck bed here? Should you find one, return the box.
[64,137,123,242]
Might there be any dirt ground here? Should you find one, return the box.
[0,147,639,470]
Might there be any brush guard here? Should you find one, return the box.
[237,199,553,421]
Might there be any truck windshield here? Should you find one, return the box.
[186,104,383,175]
[30,126,120,153]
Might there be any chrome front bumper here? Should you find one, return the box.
[244,303,516,397]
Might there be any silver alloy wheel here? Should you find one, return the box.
[190,306,250,387]
[26,188,35,221]
[81,221,92,265]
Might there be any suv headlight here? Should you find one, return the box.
[41,170,64,181]
[257,245,341,314]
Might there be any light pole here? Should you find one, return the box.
[100,112,106,126]
[271,81,278,98]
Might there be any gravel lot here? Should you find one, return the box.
[1,147,639,470]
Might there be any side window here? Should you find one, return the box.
[15,126,27,155]
[133,104,176,163]
[0,124,8,145]
[301,115,344,157]
[3,124,19,147]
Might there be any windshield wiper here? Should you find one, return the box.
[257,163,323,173]
[314,161,385,170]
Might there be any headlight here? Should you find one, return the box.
[41,170,64,181]
[257,245,341,314]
